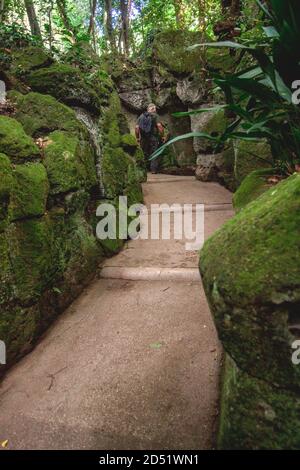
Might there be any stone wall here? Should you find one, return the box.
[0,46,145,368]
[200,173,300,449]
[109,30,236,174]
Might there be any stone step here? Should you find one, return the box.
[100,266,201,282]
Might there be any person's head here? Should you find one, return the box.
[147,103,157,114]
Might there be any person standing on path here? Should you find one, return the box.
[135,103,165,174]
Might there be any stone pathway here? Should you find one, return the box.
[0,174,233,450]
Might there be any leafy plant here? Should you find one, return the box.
[150,0,300,174]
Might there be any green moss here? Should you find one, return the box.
[26,64,101,114]
[206,47,236,73]
[121,133,138,155]
[9,163,49,220]
[10,46,52,75]
[0,304,40,362]
[152,30,205,74]
[43,130,97,195]
[0,233,14,306]
[7,216,57,303]
[9,91,84,137]
[0,116,40,160]
[219,142,237,191]
[218,355,300,450]
[0,153,13,205]
[234,139,273,184]
[233,168,277,211]
[200,174,300,389]
[102,146,131,198]
[196,109,228,153]
[62,214,103,289]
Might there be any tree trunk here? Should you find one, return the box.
[198,0,206,33]
[104,0,116,51]
[216,0,241,39]
[221,0,241,17]
[88,0,98,51]
[56,0,76,41]
[173,0,185,29]
[0,0,5,23]
[120,0,132,56]
[24,0,42,39]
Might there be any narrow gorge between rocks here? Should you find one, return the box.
[1,0,300,451]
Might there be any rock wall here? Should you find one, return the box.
[0,45,145,368]
[109,30,236,174]
[200,174,300,449]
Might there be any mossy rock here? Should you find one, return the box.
[219,142,237,191]
[200,174,300,390]
[218,355,300,450]
[200,109,227,151]
[102,146,132,198]
[234,139,273,184]
[60,214,103,297]
[0,116,40,160]
[43,130,97,195]
[89,69,115,105]
[133,147,147,181]
[9,163,49,220]
[206,47,236,73]
[10,46,53,75]
[0,153,14,221]
[121,133,138,155]
[113,65,152,93]
[0,304,40,363]
[233,168,278,211]
[64,190,90,215]
[26,64,101,114]
[7,216,57,303]
[8,91,84,137]
[192,109,228,154]
[0,232,14,306]
[152,30,204,75]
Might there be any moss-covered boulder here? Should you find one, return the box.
[0,153,13,209]
[112,64,152,93]
[102,147,132,198]
[200,174,300,391]
[57,213,103,306]
[152,31,204,75]
[9,91,84,137]
[0,303,40,363]
[121,133,138,155]
[26,64,101,114]
[0,233,14,306]
[7,216,57,304]
[10,46,53,75]
[233,168,278,211]
[9,163,49,220]
[218,355,300,450]
[0,116,40,160]
[190,108,227,154]
[206,47,236,73]
[43,130,97,195]
[234,139,273,184]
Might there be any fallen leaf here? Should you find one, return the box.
[1,440,8,448]
[150,342,163,349]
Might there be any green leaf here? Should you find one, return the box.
[263,26,280,38]
[149,132,219,161]
[172,105,227,118]
[188,41,249,51]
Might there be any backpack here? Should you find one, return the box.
[138,112,156,136]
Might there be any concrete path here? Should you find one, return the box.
[0,174,233,450]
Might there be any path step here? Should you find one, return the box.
[100,266,200,282]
